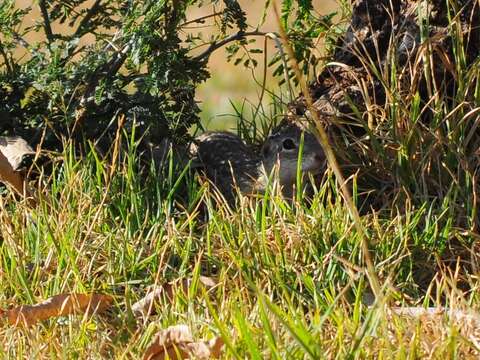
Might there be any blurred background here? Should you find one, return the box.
[190,1,339,130]
[14,0,339,130]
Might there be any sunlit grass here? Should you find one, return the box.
[0,123,478,358]
[2,0,480,357]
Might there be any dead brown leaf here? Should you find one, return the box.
[132,276,217,317]
[0,293,113,327]
[0,150,28,197]
[0,136,35,170]
[0,136,35,202]
[143,324,224,360]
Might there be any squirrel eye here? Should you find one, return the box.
[282,138,296,150]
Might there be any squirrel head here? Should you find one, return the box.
[261,119,325,187]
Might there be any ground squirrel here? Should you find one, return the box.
[191,120,325,203]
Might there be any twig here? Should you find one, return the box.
[71,2,156,136]
[11,31,30,49]
[0,40,12,73]
[272,2,382,300]
[38,0,54,43]
[265,32,294,103]
[180,12,222,27]
[56,0,103,65]
[252,35,269,123]
[74,0,102,38]
[192,30,267,62]
[71,41,132,135]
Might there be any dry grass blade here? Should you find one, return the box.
[143,324,224,360]
[132,276,217,317]
[0,293,113,327]
[389,307,480,353]
[271,2,381,299]
[390,307,480,323]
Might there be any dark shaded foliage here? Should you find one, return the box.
[289,0,480,225]
[0,0,249,151]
